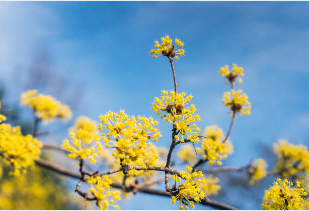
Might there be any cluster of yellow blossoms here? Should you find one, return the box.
[99,110,161,176]
[152,91,201,143]
[273,140,309,178]
[197,125,233,165]
[220,64,244,84]
[20,90,72,124]
[88,175,120,210]
[63,116,102,164]
[177,145,197,165]
[99,144,166,189]
[222,89,251,117]
[0,166,81,209]
[248,158,268,185]
[262,178,307,210]
[150,35,185,60]
[172,166,205,210]
[0,122,42,175]
[201,175,221,196]
[220,64,251,117]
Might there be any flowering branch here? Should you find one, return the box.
[34,158,237,210]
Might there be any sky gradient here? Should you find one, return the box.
[1,1,309,209]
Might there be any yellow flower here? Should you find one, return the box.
[69,116,98,135]
[88,175,121,210]
[20,90,72,124]
[150,35,185,59]
[273,140,309,178]
[197,125,233,165]
[220,64,244,84]
[172,166,206,209]
[152,91,200,143]
[63,116,101,163]
[222,89,251,117]
[99,110,161,172]
[177,145,197,165]
[262,178,307,210]
[0,123,42,175]
[201,175,221,196]
[248,159,268,185]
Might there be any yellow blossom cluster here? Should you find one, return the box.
[248,158,268,185]
[69,116,98,135]
[273,140,309,178]
[197,125,233,165]
[201,175,221,196]
[171,166,205,210]
[222,89,251,117]
[63,116,101,164]
[152,90,201,143]
[20,90,72,124]
[142,145,167,180]
[262,178,307,210]
[99,110,161,175]
[177,145,197,165]
[0,166,81,209]
[220,64,244,84]
[150,35,185,60]
[88,175,121,210]
[0,123,42,176]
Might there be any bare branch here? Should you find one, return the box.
[42,143,70,154]
[34,159,81,179]
[203,166,244,174]
[169,57,177,93]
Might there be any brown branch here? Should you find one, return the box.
[33,116,41,137]
[98,166,179,177]
[135,177,165,189]
[192,159,208,172]
[168,57,177,93]
[42,143,70,154]
[222,82,236,144]
[34,159,237,210]
[34,159,81,179]
[222,112,236,144]
[203,166,244,174]
[75,180,96,201]
[35,131,54,137]
[165,127,177,192]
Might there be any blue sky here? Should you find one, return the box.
[1,1,309,209]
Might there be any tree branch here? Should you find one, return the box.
[34,159,237,210]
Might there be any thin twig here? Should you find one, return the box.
[169,57,177,93]
[34,159,81,179]
[75,180,96,201]
[42,143,70,154]
[222,112,236,144]
[35,131,54,137]
[135,177,166,189]
[98,166,179,177]
[203,166,244,174]
[33,116,41,137]
[222,82,236,144]
[192,159,208,172]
